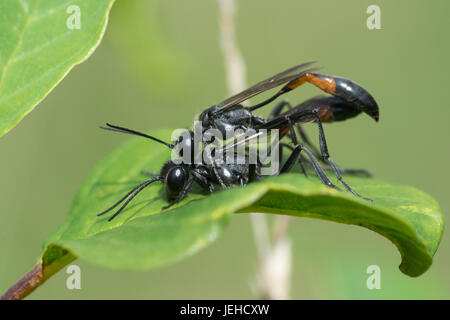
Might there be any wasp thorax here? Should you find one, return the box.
[200,105,220,128]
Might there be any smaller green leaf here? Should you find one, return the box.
[40,129,444,278]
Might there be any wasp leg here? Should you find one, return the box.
[258,106,370,189]
[191,170,214,193]
[314,163,372,177]
[268,99,322,159]
[263,98,373,179]
[264,110,367,198]
[162,179,195,210]
[268,99,290,119]
[260,132,307,177]
[279,142,307,177]
[281,137,371,177]
[286,117,309,176]
[292,148,368,177]
[312,110,372,201]
[298,155,372,177]
[202,139,227,189]
[280,144,341,191]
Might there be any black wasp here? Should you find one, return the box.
[198,61,378,198]
[97,123,263,221]
[98,62,379,221]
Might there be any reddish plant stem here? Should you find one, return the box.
[1,263,45,300]
[1,251,76,300]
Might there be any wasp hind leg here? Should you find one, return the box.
[280,144,342,191]
[279,114,337,187]
[312,109,372,201]
[268,99,322,159]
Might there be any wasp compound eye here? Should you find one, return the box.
[165,166,188,200]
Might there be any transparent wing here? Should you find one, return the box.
[216,61,320,111]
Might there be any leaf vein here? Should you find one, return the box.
[0,0,41,94]
[0,3,106,104]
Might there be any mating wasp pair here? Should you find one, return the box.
[98,62,379,221]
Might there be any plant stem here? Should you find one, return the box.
[217,0,292,300]
[1,263,45,300]
[1,250,75,300]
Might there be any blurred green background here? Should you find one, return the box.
[1,0,449,299]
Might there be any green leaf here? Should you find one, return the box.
[0,0,115,137]
[41,129,443,277]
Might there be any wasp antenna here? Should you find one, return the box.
[101,123,174,149]
[106,176,163,221]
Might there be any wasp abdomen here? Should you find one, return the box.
[311,74,379,121]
